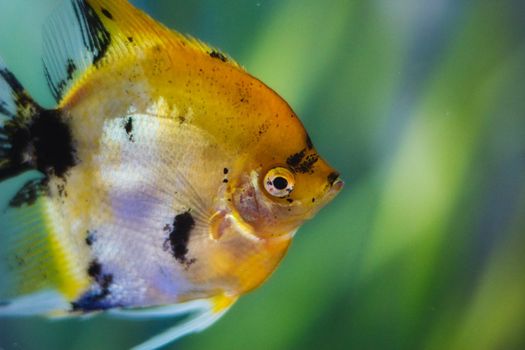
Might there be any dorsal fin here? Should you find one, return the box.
[43,0,241,104]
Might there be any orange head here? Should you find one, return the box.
[225,82,344,240]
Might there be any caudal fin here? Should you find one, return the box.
[0,58,41,180]
[0,57,82,313]
[0,57,77,183]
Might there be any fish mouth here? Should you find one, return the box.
[302,174,343,219]
[323,174,344,204]
[330,177,344,194]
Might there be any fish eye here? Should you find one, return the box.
[263,167,295,198]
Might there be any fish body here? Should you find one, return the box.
[0,0,342,348]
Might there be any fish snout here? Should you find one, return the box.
[327,171,344,193]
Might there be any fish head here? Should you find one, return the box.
[226,103,343,240]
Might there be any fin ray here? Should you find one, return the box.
[0,57,41,181]
[126,296,236,350]
[0,289,68,316]
[110,298,212,320]
[42,0,242,104]
[42,0,111,102]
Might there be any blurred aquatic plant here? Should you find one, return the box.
[0,0,524,349]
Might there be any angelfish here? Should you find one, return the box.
[0,0,343,348]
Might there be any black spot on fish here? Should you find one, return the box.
[32,110,77,178]
[297,153,319,173]
[286,149,306,169]
[8,178,47,208]
[85,230,96,246]
[56,79,67,98]
[87,260,102,278]
[124,117,134,142]
[209,50,227,62]
[327,172,340,186]
[286,148,319,174]
[66,59,77,81]
[223,168,229,175]
[4,108,77,179]
[258,122,270,137]
[127,36,134,43]
[306,134,314,149]
[72,1,111,65]
[286,198,294,203]
[72,260,115,312]
[100,8,113,20]
[165,211,196,267]
[223,178,228,183]
[312,197,316,203]
[57,183,67,198]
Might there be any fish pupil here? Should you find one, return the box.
[273,176,288,190]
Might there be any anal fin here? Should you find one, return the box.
[110,295,237,350]
[0,289,68,317]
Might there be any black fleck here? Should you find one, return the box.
[296,153,319,173]
[124,117,134,142]
[101,8,113,20]
[8,178,46,208]
[87,260,102,278]
[71,260,114,311]
[85,230,97,246]
[127,36,134,43]
[223,168,229,175]
[286,149,306,168]
[66,59,77,81]
[223,178,228,183]
[286,148,319,174]
[306,134,314,149]
[209,50,227,62]
[286,198,294,203]
[57,183,66,197]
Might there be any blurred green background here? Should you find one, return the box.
[1,0,525,349]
